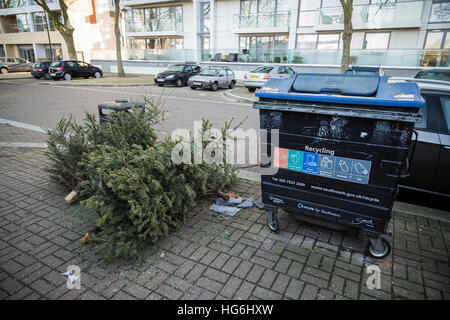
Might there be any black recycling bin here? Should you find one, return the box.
[253,73,424,258]
[98,99,143,123]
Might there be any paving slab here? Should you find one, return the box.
[0,147,449,300]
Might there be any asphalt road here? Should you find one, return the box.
[0,78,258,135]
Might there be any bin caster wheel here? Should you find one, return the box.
[267,212,281,233]
[366,238,391,259]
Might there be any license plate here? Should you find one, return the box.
[251,75,258,79]
[193,82,201,85]
[33,68,37,71]
[156,79,164,82]
[50,73,56,77]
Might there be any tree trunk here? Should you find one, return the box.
[340,0,353,73]
[62,30,77,60]
[114,0,126,77]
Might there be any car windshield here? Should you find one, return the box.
[50,61,62,67]
[199,69,220,76]
[166,65,184,72]
[33,62,41,67]
[415,71,450,82]
[252,66,273,73]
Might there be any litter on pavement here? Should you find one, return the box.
[209,197,255,216]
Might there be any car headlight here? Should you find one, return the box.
[166,75,174,79]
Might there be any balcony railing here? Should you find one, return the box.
[4,24,31,33]
[125,18,183,33]
[126,48,194,61]
[317,0,424,29]
[201,49,450,68]
[233,12,290,29]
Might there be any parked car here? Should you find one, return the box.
[0,57,32,73]
[244,64,296,92]
[414,68,450,82]
[188,66,236,91]
[0,62,7,74]
[389,78,450,197]
[154,63,201,87]
[48,60,103,81]
[31,61,52,79]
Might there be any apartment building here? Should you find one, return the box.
[95,0,449,74]
[0,0,115,62]
[0,0,64,61]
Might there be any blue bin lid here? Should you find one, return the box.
[255,73,425,108]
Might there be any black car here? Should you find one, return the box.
[31,61,52,79]
[414,68,450,82]
[397,80,450,197]
[48,60,103,81]
[154,63,201,87]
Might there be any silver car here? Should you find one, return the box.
[244,64,296,92]
[188,67,236,91]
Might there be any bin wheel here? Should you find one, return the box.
[367,238,391,259]
[267,212,280,233]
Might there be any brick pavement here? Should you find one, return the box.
[0,147,449,300]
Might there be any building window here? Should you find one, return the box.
[125,6,183,32]
[299,0,342,27]
[239,34,288,62]
[317,33,340,49]
[298,0,320,27]
[422,30,450,67]
[240,0,288,14]
[296,33,340,49]
[45,44,62,60]
[0,0,27,9]
[363,32,390,49]
[33,12,47,32]
[200,1,210,33]
[429,0,450,23]
[0,44,5,57]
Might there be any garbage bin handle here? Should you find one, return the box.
[399,129,418,179]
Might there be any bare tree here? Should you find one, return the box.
[340,0,353,73]
[114,0,125,77]
[35,0,77,60]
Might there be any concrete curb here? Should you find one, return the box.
[224,89,256,103]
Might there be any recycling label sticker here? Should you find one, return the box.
[274,147,371,184]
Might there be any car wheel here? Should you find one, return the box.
[175,78,184,87]
[94,71,101,79]
[53,77,60,81]
[43,73,51,80]
[212,82,218,91]
[228,80,235,89]
[247,87,256,92]
[190,86,197,90]
[0,68,8,74]
[63,73,72,81]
